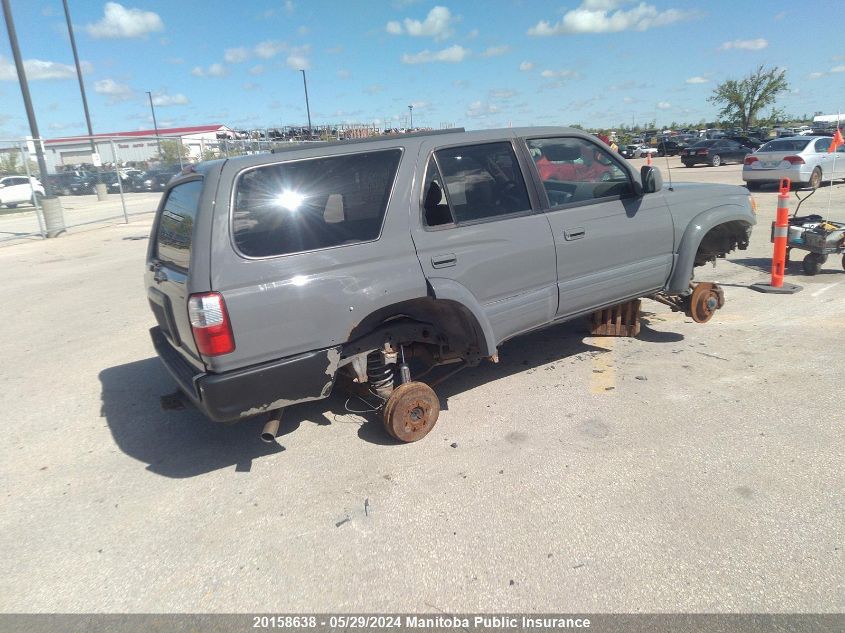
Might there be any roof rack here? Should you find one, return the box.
[270,127,466,153]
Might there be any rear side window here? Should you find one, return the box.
[233,149,401,258]
[156,180,202,270]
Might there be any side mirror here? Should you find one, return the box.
[640,165,663,194]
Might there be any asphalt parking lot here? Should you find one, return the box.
[1,157,843,613]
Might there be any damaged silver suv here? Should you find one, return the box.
[146,127,755,442]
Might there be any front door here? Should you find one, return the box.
[524,135,674,318]
[410,140,558,344]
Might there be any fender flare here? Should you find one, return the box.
[667,204,754,294]
[426,277,496,357]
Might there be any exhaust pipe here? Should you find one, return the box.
[261,408,284,443]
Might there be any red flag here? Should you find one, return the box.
[829,128,844,153]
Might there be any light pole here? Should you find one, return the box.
[300,69,312,139]
[146,91,162,158]
[62,0,105,199]
[2,0,65,236]
[408,104,413,129]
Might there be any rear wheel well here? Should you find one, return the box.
[344,297,488,362]
[694,220,751,267]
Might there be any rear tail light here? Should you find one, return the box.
[744,156,759,165]
[188,292,235,356]
[697,149,708,155]
[783,155,805,165]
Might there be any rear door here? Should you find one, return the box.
[410,139,558,343]
[524,135,674,317]
[146,178,205,366]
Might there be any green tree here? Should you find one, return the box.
[159,139,190,165]
[0,151,21,174]
[708,65,788,132]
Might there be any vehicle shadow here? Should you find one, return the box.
[99,358,285,478]
[355,317,683,444]
[731,256,841,276]
[102,317,687,463]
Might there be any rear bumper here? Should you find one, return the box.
[150,326,340,423]
[742,167,811,184]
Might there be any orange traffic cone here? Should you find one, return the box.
[647,152,652,166]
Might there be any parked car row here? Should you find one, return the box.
[42,167,182,196]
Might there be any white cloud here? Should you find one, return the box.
[481,45,510,58]
[685,76,708,84]
[86,2,164,39]
[284,1,295,13]
[0,56,90,81]
[401,45,469,64]
[386,6,455,41]
[248,65,265,75]
[808,65,845,80]
[541,69,580,79]
[719,38,768,51]
[254,40,286,59]
[519,61,534,72]
[657,101,671,110]
[224,47,250,63]
[490,89,515,99]
[466,100,499,118]
[528,1,696,35]
[808,72,824,80]
[622,96,635,103]
[297,26,309,36]
[366,84,383,95]
[831,65,845,73]
[191,63,227,78]
[286,46,311,70]
[94,78,133,101]
[337,69,350,79]
[151,92,189,106]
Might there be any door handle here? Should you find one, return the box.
[431,253,457,268]
[564,228,586,240]
[153,268,169,284]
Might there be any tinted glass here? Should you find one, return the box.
[422,157,454,227]
[432,142,530,223]
[692,141,717,148]
[527,137,632,206]
[233,149,401,257]
[156,180,202,270]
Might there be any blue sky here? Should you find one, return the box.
[1,0,843,138]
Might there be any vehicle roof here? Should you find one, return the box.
[210,126,593,170]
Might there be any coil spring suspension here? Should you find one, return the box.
[367,352,395,399]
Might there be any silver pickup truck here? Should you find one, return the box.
[146,126,756,442]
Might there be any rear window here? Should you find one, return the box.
[759,139,811,152]
[232,149,401,258]
[155,180,202,270]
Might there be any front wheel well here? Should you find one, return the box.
[694,220,752,267]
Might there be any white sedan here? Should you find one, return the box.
[0,176,45,208]
[743,136,845,190]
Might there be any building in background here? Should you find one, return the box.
[43,124,233,171]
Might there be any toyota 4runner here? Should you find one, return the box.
[146,127,756,442]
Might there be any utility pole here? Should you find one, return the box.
[300,69,312,139]
[146,91,162,158]
[408,104,413,129]
[2,0,66,236]
[62,0,105,198]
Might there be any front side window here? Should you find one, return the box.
[156,180,203,270]
[527,137,632,206]
[233,149,401,257]
[432,142,531,224]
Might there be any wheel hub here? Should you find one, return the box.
[687,282,725,323]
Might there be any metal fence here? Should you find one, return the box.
[0,133,317,243]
